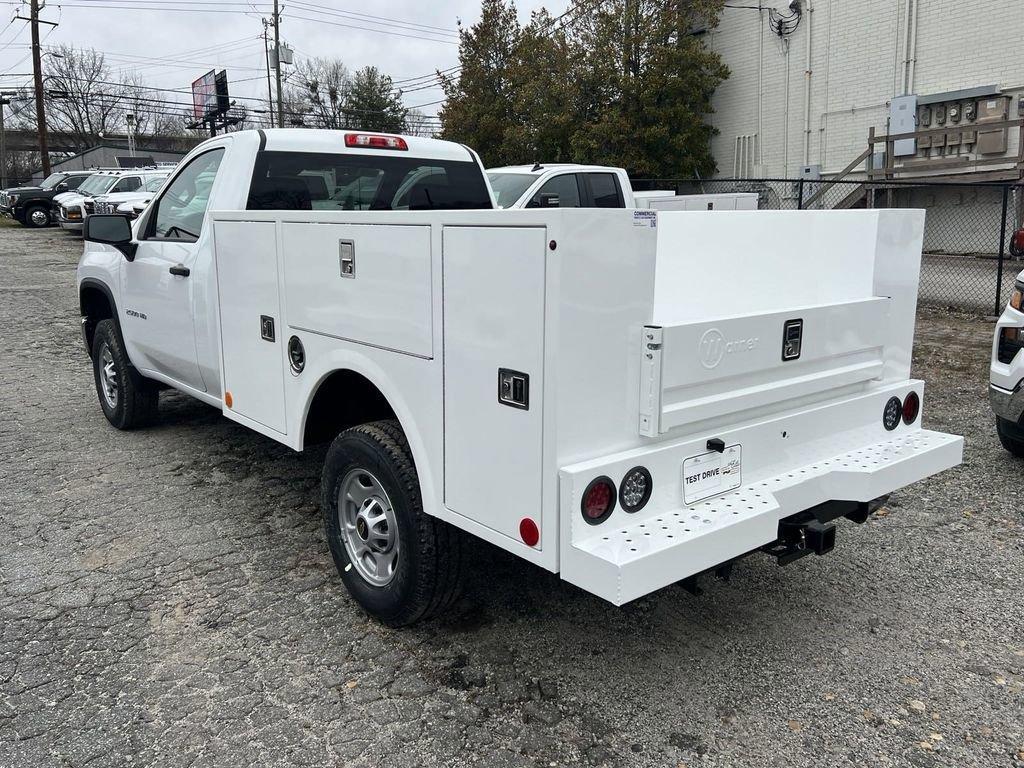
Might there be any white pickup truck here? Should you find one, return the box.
[486,163,758,211]
[77,129,963,626]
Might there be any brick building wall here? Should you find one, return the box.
[706,0,1024,180]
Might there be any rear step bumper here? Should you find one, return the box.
[559,429,963,605]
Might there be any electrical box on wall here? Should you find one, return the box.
[977,95,1011,154]
[890,95,918,157]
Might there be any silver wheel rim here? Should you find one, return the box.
[30,209,47,226]
[337,468,399,587]
[98,343,119,410]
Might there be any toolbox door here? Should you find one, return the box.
[213,220,288,436]
[442,226,547,545]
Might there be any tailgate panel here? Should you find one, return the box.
[642,297,890,435]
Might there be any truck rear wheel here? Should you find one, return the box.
[24,205,51,228]
[996,417,1024,458]
[322,420,464,626]
[91,319,159,430]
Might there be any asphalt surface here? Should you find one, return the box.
[0,224,1022,768]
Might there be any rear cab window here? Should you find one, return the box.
[246,151,493,211]
[585,173,625,208]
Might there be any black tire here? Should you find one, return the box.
[91,319,159,430]
[322,420,464,627]
[996,417,1024,458]
[23,205,51,228]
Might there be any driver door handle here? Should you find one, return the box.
[169,264,190,277]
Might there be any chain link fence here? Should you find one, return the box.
[632,177,1023,316]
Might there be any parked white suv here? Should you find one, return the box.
[59,169,170,233]
[990,272,1024,456]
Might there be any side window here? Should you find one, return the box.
[148,149,225,241]
[66,176,87,190]
[528,174,582,208]
[113,176,142,193]
[586,173,624,208]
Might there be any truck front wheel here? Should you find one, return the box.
[91,319,159,430]
[322,421,464,626]
[24,205,51,228]
[996,417,1024,458]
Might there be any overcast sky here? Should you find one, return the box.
[0,0,570,127]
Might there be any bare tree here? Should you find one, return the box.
[404,108,437,137]
[11,46,188,152]
[287,57,350,128]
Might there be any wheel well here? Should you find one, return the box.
[80,284,115,354]
[304,369,397,446]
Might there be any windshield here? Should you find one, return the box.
[144,176,168,192]
[77,175,118,195]
[486,172,536,208]
[39,173,65,190]
[247,151,493,211]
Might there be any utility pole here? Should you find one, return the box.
[0,96,9,189]
[30,0,50,177]
[262,19,275,128]
[125,113,136,157]
[272,0,284,129]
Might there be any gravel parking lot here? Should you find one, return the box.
[1,224,1022,768]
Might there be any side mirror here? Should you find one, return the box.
[84,214,137,261]
[539,192,560,208]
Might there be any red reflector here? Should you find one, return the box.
[344,133,408,151]
[581,477,616,524]
[519,518,539,547]
[902,390,920,424]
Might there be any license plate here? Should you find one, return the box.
[682,445,742,506]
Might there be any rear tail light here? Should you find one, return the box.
[344,133,408,151]
[883,396,902,431]
[902,391,920,424]
[619,467,652,513]
[581,476,616,524]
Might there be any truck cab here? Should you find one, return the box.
[78,129,962,627]
[487,164,633,209]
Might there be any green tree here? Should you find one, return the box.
[571,0,728,178]
[439,0,523,165]
[441,0,728,176]
[504,9,577,163]
[344,66,407,133]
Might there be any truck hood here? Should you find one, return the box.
[95,190,153,204]
[59,194,88,208]
[2,185,45,195]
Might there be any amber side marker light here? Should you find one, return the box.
[224,391,233,409]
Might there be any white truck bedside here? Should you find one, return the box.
[77,129,963,626]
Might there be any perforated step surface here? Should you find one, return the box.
[575,431,960,567]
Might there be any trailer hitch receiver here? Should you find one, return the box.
[761,512,836,566]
